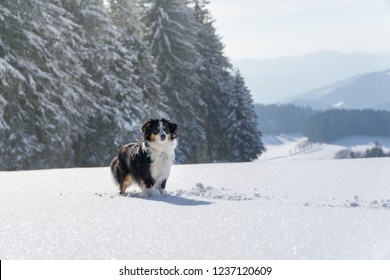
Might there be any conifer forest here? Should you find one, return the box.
[0,0,265,170]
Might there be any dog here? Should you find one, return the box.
[110,118,178,196]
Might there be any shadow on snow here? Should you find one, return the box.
[124,192,213,206]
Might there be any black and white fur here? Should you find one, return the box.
[110,119,178,196]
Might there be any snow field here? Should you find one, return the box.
[260,134,390,161]
[1,156,390,260]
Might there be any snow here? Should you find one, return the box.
[316,87,334,97]
[260,134,390,161]
[332,101,345,108]
[0,58,26,81]
[1,140,390,259]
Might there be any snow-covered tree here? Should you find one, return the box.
[223,71,266,162]
[63,0,145,166]
[0,0,90,169]
[140,0,206,163]
[0,0,265,170]
[109,0,163,111]
[193,0,236,162]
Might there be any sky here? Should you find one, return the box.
[207,0,390,60]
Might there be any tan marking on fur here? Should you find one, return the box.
[120,175,133,194]
[150,133,157,142]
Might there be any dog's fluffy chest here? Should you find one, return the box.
[150,152,172,181]
[146,141,176,182]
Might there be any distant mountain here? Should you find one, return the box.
[290,70,390,110]
[377,101,390,111]
[234,50,390,104]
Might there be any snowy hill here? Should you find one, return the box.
[1,144,390,259]
[234,51,390,104]
[290,70,390,110]
[261,134,390,161]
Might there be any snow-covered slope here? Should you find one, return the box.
[1,152,390,259]
[290,70,390,110]
[261,134,390,161]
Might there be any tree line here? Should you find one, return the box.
[255,104,390,143]
[255,103,314,134]
[304,109,390,142]
[335,142,390,159]
[0,0,265,170]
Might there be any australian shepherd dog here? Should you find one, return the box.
[110,118,178,196]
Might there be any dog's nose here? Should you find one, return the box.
[161,134,166,140]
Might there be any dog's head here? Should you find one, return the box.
[142,118,178,143]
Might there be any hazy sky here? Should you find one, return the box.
[208,0,390,60]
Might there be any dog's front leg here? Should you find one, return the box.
[157,179,167,197]
[141,178,155,197]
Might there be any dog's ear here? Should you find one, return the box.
[142,119,153,133]
[169,121,178,134]
[168,121,178,139]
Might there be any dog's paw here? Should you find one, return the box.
[159,189,168,197]
[141,188,154,197]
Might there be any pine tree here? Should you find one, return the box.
[63,0,145,166]
[1,0,266,170]
[223,71,266,162]
[254,104,314,134]
[140,0,205,163]
[193,0,239,162]
[0,0,89,169]
[304,109,390,143]
[109,0,163,112]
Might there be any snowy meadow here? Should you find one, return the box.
[1,0,390,266]
[1,139,390,260]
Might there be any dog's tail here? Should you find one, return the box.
[110,156,121,186]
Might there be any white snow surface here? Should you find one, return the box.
[1,140,390,259]
[260,134,390,161]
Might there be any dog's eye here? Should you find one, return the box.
[153,128,160,134]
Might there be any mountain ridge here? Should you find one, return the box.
[234,50,390,104]
[289,69,390,110]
